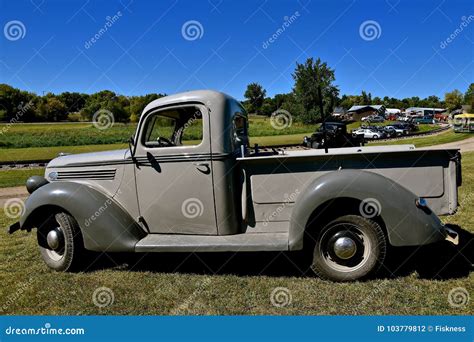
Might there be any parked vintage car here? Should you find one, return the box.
[303,122,364,149]
[413,116,436,124]
[385,125,408,136]
[352,128,384,139]
[9,90,462,282]
[361,115,385,123]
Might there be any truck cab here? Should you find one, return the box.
[10,90,462,282]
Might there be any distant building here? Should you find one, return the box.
[386,108,401,115]
[405,107,446,116]
[332,107,346,117]
[347,105,385,121]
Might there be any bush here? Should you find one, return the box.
[67,112,84,122]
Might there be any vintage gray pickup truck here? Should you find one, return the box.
[9,90,462,281]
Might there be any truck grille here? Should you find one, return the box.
[56,169,116,180]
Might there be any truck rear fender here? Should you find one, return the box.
[289,169,445,250]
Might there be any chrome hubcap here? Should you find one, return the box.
[333,236,357,260]
[46,228,63,250]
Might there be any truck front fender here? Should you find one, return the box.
[19,182,146,252]
[289,169,446,250]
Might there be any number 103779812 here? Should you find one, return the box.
[377,325,427,333]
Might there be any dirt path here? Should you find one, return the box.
[421,136,474,152]
[0,186,28,208]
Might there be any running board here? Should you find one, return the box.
[135,232,289,252]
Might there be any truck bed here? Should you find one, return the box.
[238,145,461,231]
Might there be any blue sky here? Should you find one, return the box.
[0,0,473,100]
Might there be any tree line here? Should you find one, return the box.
[0,84,165,123]
[1,57,473,124]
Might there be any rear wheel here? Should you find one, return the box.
[310,215,386,281]
[37,212,86,272]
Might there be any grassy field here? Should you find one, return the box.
[371,130,472,148]
[0,118,438,148]
[0,168,45,188]
[0,116,316,149]
[0,135,312,163]
[0,153,472,315]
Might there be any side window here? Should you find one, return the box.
[232,112,249,151]
[142,106,204,148]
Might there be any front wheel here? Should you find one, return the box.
[37,212,87,272]
[310,215,386,281]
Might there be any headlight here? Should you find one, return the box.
[26,176,49,194]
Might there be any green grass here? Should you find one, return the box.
[0,144,128,163]
[0,168,44,188]
[0,153,472,315]
[0,119,466,163]
[0,117,315,149]
[0,118,438,149]
[0,135,312,163]
[372,130,472,148]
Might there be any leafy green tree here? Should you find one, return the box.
[361,91,371,104]
[464,83,474,110]
[244,83,266,114]
[36,95,68,121]
[58,92,89,113]
[260,97,277,117]
[292,57,339,123]
[128,93,164,121]
[80,90,129,122]
[0,84,38,121]
[444,89,463,111]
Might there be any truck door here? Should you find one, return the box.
[133,104,217,234]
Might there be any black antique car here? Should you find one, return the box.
[304,122,364,149]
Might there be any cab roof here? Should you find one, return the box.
[142,90,234,114]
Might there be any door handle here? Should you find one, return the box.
[193,162,210,174]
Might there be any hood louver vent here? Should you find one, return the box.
[56,169,116,180]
